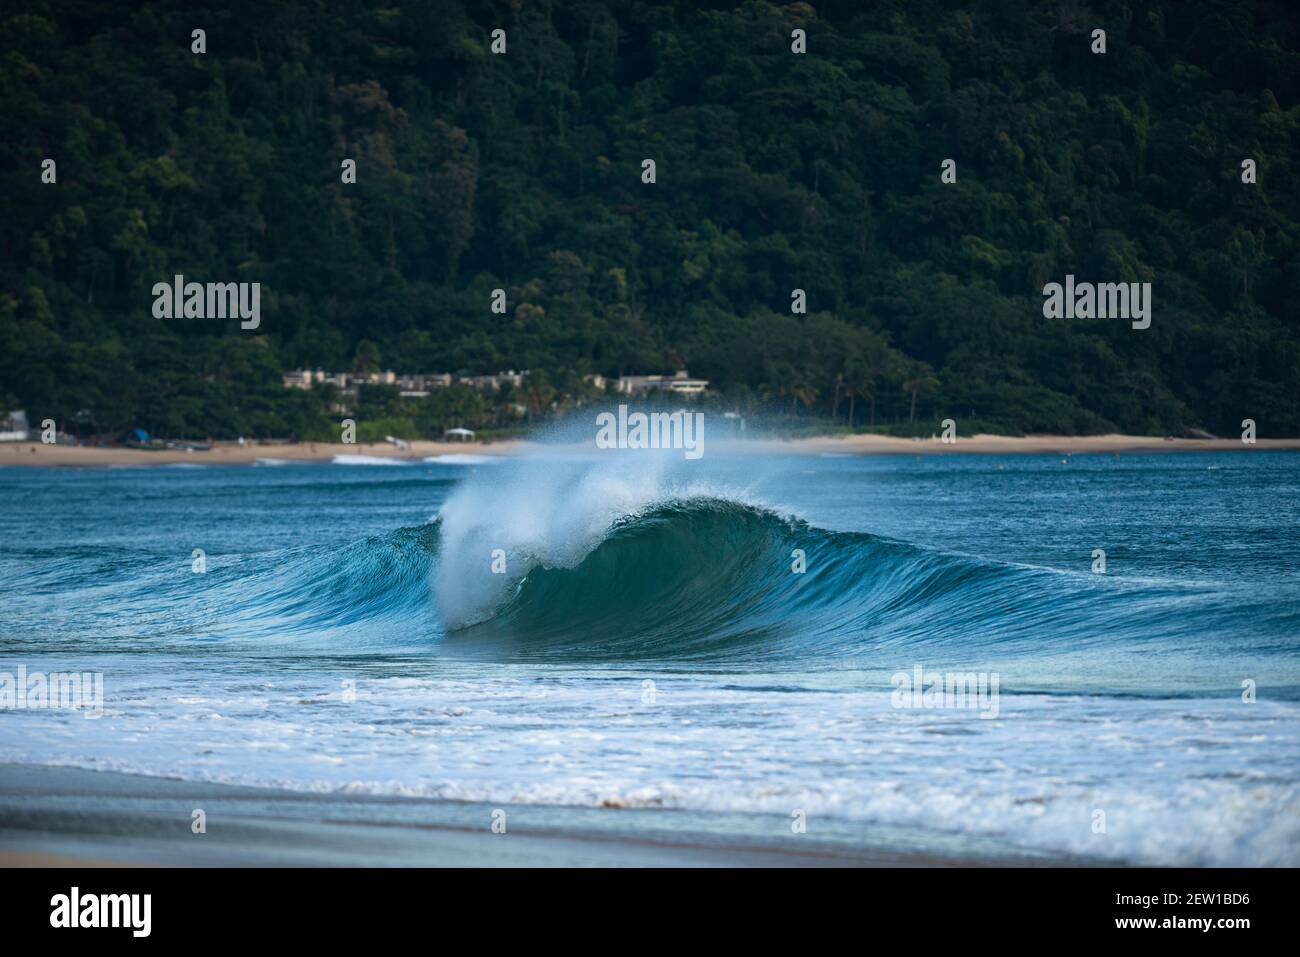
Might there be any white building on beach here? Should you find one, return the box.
[615,371,709,397]
[0,410,30,442]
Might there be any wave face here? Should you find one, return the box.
[445,497,1018,660]
[429,455,1293,680]
[451,499,830,656]
[440,495,1295,676]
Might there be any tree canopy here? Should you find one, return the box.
[2,0,1298,438]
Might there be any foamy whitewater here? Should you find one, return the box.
[2,443,1298,864]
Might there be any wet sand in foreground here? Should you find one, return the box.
[0,764,1096,868]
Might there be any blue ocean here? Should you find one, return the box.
[2,445,1298,865]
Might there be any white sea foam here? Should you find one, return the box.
[330,454,412,466]
[4,665,1296,866]
[423,454,501,465]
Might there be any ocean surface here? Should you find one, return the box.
[2,445,1298,865]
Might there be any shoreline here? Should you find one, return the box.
[0,763,1093,868]
[0,439,527,468]
[779,432,1300,455]
[0,432,1296,467]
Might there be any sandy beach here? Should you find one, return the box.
[0,764,1087,867]
[0,439,527,468]
[1,432,1295,468]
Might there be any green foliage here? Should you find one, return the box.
[1,0,1298,437]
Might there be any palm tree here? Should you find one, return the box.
[831,372,845,422]
[523,372,556,424]
[773,364,818,416]
[901,363,939,425]
[846,348,889,428]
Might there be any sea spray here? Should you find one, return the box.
[432,445,738,630]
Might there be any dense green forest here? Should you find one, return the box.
[2,0,1298,439]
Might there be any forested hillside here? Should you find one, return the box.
[2,0,1298,438]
